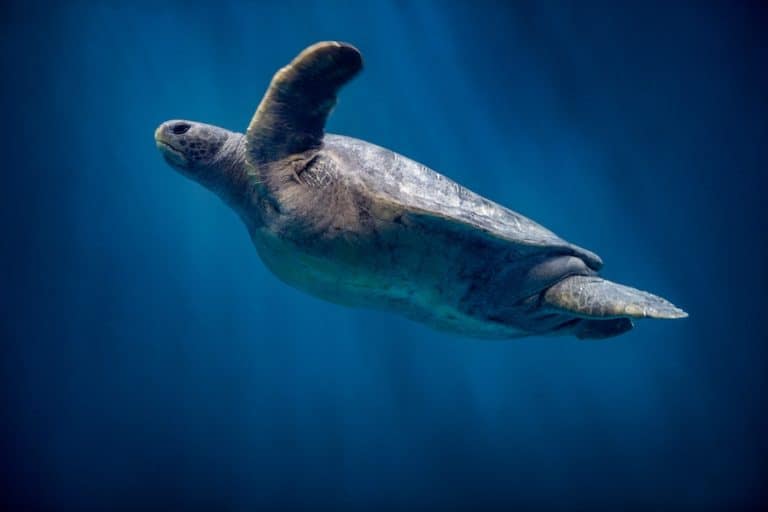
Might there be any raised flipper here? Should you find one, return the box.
[246,41,363,167]
[543,275,688,320]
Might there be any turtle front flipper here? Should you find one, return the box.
[543,275,688,320]
[246,42,363,167]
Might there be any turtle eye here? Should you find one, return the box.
[171,122,191,135]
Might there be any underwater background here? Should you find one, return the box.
[2,1,766,510]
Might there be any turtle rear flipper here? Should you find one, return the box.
[246,41,363,166]
[573,318,634,340]
[543,275,688,320]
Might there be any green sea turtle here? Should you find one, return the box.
[154,41,686,339]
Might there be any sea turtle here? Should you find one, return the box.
[154,41,686,339]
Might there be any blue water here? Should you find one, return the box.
[2,2,766,510]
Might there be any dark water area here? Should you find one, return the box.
[1,1,766,510]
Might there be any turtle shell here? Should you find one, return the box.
[322,134,604,271]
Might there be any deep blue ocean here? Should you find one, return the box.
[2,2,766,510]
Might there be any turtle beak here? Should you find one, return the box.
[155,121,189,167]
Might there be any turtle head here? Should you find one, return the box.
[155,120,250,209]
[155,120,229,171]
